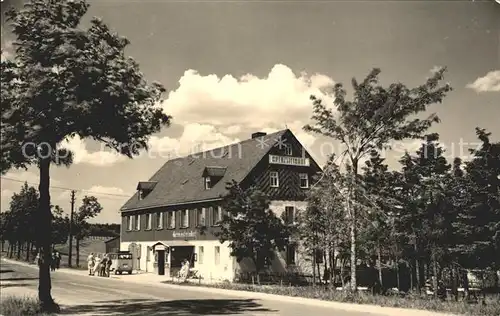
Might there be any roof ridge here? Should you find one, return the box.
[178,129,287,161]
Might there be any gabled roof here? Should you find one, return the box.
[121,130,288,211]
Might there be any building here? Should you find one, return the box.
[119,129,322,282]
[105,236,120,254]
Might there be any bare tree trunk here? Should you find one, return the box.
[312,250,316,286]
[432,249,438,299]
[377,241,383,288]
[16,241,22,259]
[451,264,458,301]
[409,262,414,291]
[415,252,421,293]
[8,242,13,258]
[25,241,31,262]
[329,244,336,288]
[76,238,80,268]
[38,157,58,312]
[395,258,401,290]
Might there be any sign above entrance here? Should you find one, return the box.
[269,155,310,167]
[173,230,197,239]
[151,242,168,251]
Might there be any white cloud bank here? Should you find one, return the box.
[466,70,500,93]
[62,64,335,166]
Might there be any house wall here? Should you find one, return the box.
[118,130,324,281]
[120,240,235,281]
[120,202,225,242]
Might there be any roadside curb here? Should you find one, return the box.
[1,258,456,316]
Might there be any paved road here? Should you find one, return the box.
[0,261,380,316]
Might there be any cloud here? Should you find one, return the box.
[61,136,127,167]
[466,70,500,93]
[162,64,334,130]
[51,64,330,167]
[147,123,241,158]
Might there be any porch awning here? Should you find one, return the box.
[151,240,192,249]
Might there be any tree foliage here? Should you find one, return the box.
[215,180,290,275]
[304,67,452,290]
[0,0,170,310]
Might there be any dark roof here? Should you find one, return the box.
[120,129,290,211]
[104,236,119,244]
[136,181,158,191]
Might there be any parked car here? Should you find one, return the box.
[108,251,133,275]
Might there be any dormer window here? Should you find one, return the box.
[284,144,292,156]
[202,166,226,190]
[204,177,212,190]
[136,181,158,200]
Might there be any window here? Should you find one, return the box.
[127,216,133,231]
[211,206,222,226]
[204,177,211,190]
[145,213,152,230]
[181,209,189,228]
[198,246,204,264]
[299,173,309,188]
[156,212,163,229]
[286,245,296,265]
[214,246,220,265]
[285,144,292,156]
[134,214,140,230]
[196,208,206,227]
[167,211,175,229]
[285,206,294,224]
[270,171,279,187]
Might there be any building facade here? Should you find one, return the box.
[119,129,322,281]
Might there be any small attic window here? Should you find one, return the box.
[202,166,226,190]
[136,181,157,200]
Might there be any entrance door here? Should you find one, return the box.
[157,250,165,275]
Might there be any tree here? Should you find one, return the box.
[304,68,452,291]
[297,155,348,287]
[8,182,39,261]
[74,196,102,267]
[455,128,500,270]
[0,1,170,310]
[51,205,70,247]
[215,180,290,284]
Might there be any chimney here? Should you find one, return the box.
[251,132,267,139]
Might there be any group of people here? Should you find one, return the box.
[35,250,61,272]
[87,252,113,277]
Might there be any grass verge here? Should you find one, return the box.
[162,281,500,316]
[0,296,55,316]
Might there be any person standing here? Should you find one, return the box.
[55,251,61,270]
[105,254,112,277]
[100,255,108,277]
[50,251,57,272]
[94,255,102,276]
[87,252,95,276]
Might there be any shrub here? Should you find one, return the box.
[162,280,500,316]
[0,296,53,316]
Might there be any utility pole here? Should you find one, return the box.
[68,190,76,267]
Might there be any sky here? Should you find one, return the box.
[1,0,499,224]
